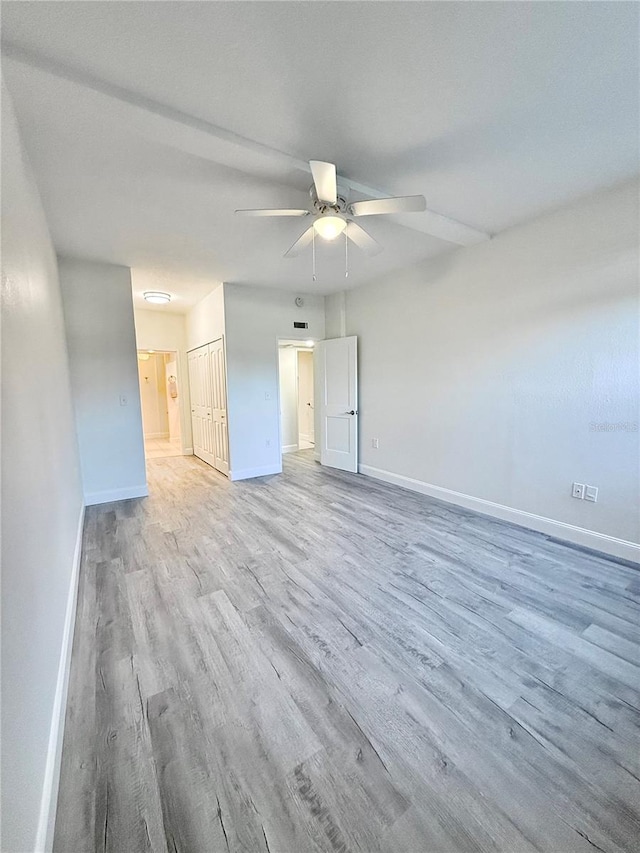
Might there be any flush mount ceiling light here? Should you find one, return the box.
[313,214,346,241]
[143,291,171,304]
[305,340,314,347]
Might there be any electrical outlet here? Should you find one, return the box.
[119,394,128,407]
[572,482,585,499]
[371,438,379,449]
[585,485,598,502]
[265,392,272,401]
[265,439,271,448]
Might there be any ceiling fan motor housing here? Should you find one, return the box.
[309,184,349,216]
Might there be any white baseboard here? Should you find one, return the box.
[84,484,148,506]
[144,431,169,440]
[183,447,193,455]
[314,451,321,462]
[282,444,298,454]
[229,463,282,481]
[359,464,640,563]
[35,504,85,852]
[299,433,314,444]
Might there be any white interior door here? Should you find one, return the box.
[188,346,207,462]
[188,339,229,476]
[208,338,229,475]
[317,336,358,473]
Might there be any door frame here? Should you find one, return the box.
[136,347,192,456]
[276,337,319,467]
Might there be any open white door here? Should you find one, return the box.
[317,336,358,473]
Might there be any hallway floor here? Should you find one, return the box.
[144,436,183,459]
[55,452,640,852]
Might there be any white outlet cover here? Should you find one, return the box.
[572,482,585,499]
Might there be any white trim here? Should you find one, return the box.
[229,463,282,481]
[282,444,298,454]
[84,485,148,506]
[183,447,193,455]
[359,464,640,564]
[143,431,169,440]
[314,451,321,462]
[35,504,85,852]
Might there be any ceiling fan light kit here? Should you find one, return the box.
[313,214,346,240]
[236,159,426,279]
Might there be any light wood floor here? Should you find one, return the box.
[54,451,640,853]
[144,437,183,459]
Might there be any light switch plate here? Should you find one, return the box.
[585,485,598,502]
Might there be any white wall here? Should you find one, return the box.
[344,179,640,560]
[133,307,192,451]
[278,347,299,451]
[59,257,147,505]
[186,283,225,351]
[1,82,84,853]
[224,284,325,479]
[165,357,181,442]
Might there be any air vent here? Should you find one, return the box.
[293,321,308,329]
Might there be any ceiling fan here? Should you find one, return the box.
[235,160,426,259]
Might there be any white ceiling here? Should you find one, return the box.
[2,2,638,309]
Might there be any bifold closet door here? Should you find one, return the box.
[188,339,229,476]
[208,338,229,476]
[188,346,206,463]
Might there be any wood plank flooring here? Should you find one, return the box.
[54,451,640,853]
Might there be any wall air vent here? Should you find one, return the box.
[293,322,308,329]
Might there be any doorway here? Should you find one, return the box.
[137,350,183,459]
[278,340,315,457]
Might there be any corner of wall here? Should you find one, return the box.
[35,502,85,852]
[324,290,347,339]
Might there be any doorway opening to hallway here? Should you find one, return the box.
[278,340,315,458]
[137,350,182,458]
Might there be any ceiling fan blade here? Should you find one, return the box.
[309,160,337,205]
[284,226,315,258]
[348,195,426,217]
[235,208,310,217]
[346,221,382,256]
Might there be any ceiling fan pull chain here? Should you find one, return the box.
[312,227,317,281]
[345,226,349,278]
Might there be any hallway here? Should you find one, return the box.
[54,452,640,853]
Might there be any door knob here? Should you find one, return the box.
[345,410,357,415]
